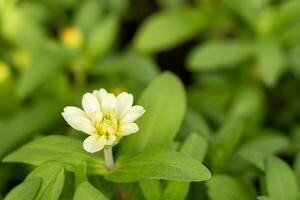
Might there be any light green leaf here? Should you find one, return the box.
[139,180,162,200]
[4,178,41,200]
[119,72,186,156]
[26,163,65,200]
[206,174,256,200]
[0,100,62,158]
[162,133,207,200]
[73,181,108,200]
[266,157,298,200]
[238,135,289,170]
[73,0,104,33]
[74,163,87,188]
[211,116,245,168]
[133,7,204,53]
[257,197,275,200]
[87,15,119,59]
[187,40,251,71]
[107,148,211,183]
[91,52,159,83]
[3,135,106,175]
[17,46,72,98]
[256,38,284,87]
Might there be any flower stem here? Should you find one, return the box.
[104,147,114,170]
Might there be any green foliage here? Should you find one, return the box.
[120,72,186,155]
[3,135,106,175]
[107,148,211,182]
[206,175,256,200]
[1,0,300,199]
[26,163,65,200]
[73,182,108,200]
[133,7,205,53]
[4,178,41,200]
[265,157,299,200]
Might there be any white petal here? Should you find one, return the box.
[82,93,101,119]
[121,105,145,123]
[101,93,116,112]
[116,92,133,119]
[118,123,139,136]
[63,106,86,118]
[62,114,96,135]
[106,135,117,145]
[83,135,106,153]
[93,89,108,105]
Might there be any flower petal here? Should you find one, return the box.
[93,89,108,105]
[118,123,139,136]
[106,135,117,145]
[101,93,116,113]
[121,105,145,123]
[83,135,106,153]
[82,93,101,119]
[62,114,96,135]
[63,106,86,118]
[116,92,133,119]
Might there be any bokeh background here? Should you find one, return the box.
[1,0,300,199]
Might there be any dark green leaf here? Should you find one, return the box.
[266,157,298,200]
[4,178,41,200]
[256,38,284,87]
[73,181,108,200]
[3,135,106,175]
[139,180,162,200]
[187,40,251,71]
[0,100,62,158]
[120,72,186,156]
[107,148,211,182]
[26,162,65,200]
[133,7,205,53]
[206,175,256,200]
[238,135,289,170]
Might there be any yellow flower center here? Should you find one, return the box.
[93,112,118,136]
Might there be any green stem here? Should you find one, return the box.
[104,147,114,170]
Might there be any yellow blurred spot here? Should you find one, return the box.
[0,62,11,83]
[60,26,83,49]
[111,86,125,95]
[11,49,31,70]
[257,9,273,36]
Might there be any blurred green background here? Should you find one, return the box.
[1,0,300,198]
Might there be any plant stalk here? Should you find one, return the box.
[104,147,114,170]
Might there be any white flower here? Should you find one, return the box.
[62,89,145,153]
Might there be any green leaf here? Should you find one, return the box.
[26,162,65,200]
[206,174,256,200]
[4,178,41,200]
[73,182,108,200]
[257,197,275,200]
[139,180,162,200]
[119,72,186,156]
[211,116,245,168]
[256,38,284,87]
[265,157,298,200]
[74,163,87,188]
[187,40,251,71]
[17,46,72,98]
[133,7,204,53]
[238,135,289,170]
[106,148,211,183]
[87,15,119,59]
[0,100,62,158]
[162,133,207,200]
[3,135,106,175]
[73,0,104,33]
[91,52,159,83]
